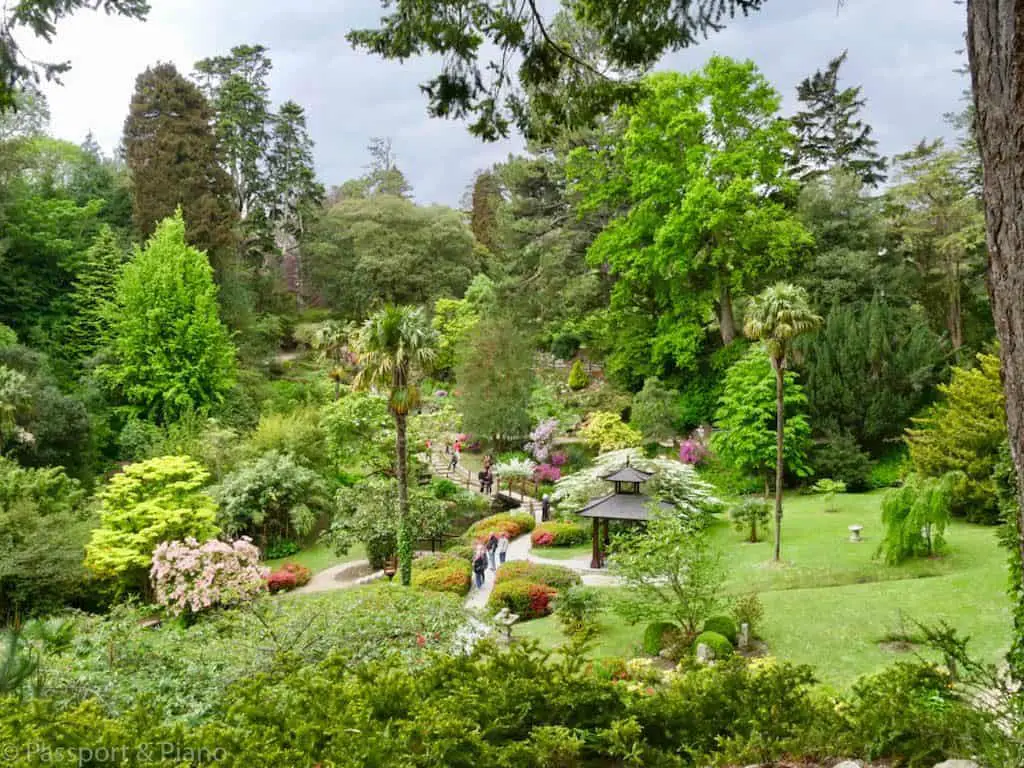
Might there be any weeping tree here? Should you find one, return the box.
[743,284,822,562]
[353,305,437,586]
[879,472,963,564]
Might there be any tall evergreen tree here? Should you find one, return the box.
[789,51,887,187]
[122,62,238,277]
[467,170,503,253]
[56,226,128,375]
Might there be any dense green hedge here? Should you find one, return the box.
[530,519,588,547]
[412,553,471,596]
[465,512,535,542]
[694,631,733,660]
[702,615,738,645]
[494,561,581,590]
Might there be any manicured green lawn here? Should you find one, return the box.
[515,490,1013,689]
[531,543,592,561]
[265,542,365,574]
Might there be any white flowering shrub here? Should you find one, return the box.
[552,448,722,518]
[151,537,267,616]
[493,457,537,479]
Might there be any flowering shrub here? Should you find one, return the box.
[550,451,568,466]
[533,463,562,483]
[679,439,708,465]
[465,512,535,542]
[266,562,311,594]
[525,418,559,462]
[488,578,558,619]
[151,537,267,616]
[492,456,537,479]
[579,412,643,452]
[413,553,472,595]
[530,520,588,548]
[495,561,581,590]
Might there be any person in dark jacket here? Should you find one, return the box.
[486,533,499,571]
[472,545,488,588]
[541,494,551,521]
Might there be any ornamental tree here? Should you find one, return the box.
[525,418,559,462]
[100,211,237,424]
[632,377,680,444]
[879,472,962,564]
[151,537,267,617]
[579,411,642,453]
[85,455,220,591]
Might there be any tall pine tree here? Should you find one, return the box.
[789,51,887,187]
[122,62,237,277]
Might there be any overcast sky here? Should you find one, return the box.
[28,0,967,206]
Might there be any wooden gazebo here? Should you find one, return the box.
[575,462,673,568]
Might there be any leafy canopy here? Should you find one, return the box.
[101,211,237,425]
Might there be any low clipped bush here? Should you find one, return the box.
[494,561,581,590]
[488,578,558,619]
[703,615,738,645]
[412,553,472,596]
[267,569,298,593]
[531,519,588,547]
[444,544,474,561]
[694,631,733,660]
[465,512,535,542]
[643,621,679,656]
[568,359,589,390]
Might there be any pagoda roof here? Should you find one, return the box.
[601,466,654,484]
[576,493,673,521]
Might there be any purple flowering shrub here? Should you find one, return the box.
[550,451,568,467]
[533,463,562,483]
[151,537,268,616]
[678,440,707,465]
[525,418,559,462]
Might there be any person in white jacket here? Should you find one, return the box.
[498,533,510,565]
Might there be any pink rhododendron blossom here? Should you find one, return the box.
[151,537,267,616]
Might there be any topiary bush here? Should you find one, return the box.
[444,544,474,561]
[693,631,733,660]
[530,520,588,547]
[567,359,589,390]
[702,615,738,645]
[643,621,679,656]
[265,562,312,594]
[412,554,472,596]
[812,433,873,492]
[465,512,535,542]
[488,578,559,619]
[494,561,581,590]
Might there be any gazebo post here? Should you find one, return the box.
[602,518,610,547]
[591,517,602,569]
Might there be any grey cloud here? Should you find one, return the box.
[38,0,965,206]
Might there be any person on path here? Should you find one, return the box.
[472,545,487,588]
[444,442,450,455]
[484,469,494,495]
[449,451,459,472]
[498,533,510,564]
[486,533,499,571]
[478,470,487,493]
[541,494,551,521]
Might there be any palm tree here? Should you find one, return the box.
[309,320,357,400]
[744,284,821,562]
[353,305,437,585]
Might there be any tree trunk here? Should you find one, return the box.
[967,0,1024,593]
[719,281,736,345]
[948,257,964,351]
[773,360,785,563]
[395,411,412,586]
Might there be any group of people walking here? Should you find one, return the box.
[472,532,509,588]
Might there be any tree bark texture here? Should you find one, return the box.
[719,280,736,345]
[774,360,785,562]
[395,411,412,586]
[968,0,1024,592]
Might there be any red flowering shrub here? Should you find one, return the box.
[265,561,312,594]
[530,520,588,548]
[488,578,558,619]
[494,561,581,590]
[466,512,535,543]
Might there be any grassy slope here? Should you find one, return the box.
[516,490,1012,688]
[265,542,366,573]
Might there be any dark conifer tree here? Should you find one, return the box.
[122,62,238,276]
[467,171,503,253]
[789,51,887,187]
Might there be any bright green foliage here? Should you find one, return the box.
[431,297,479,377]
[800,299,946,454]
[567,359,589,390]
[712,348,812,487]
[579,411,642,453]
[569,58,812,376]
[811,478,847,513]
[85,456,220,589]
[305,195,479,319]
[906,352,1006,523]
[554,585,602,639]
[353,305,437,585]
[879,472,960,564]
[730,497,771,543]
[631,377,679,443]
[456,314,534,445]
[789,50,887,186]
[55,225,127,375]
[101,211,237,424]
[0,365,29,450]
[214,451,332,545]
[611,514,725,638]
[0,458,89,620]
[694,630,733,659]
[246,407,329,472]
[320,393,393,476]
[329,478,451,570]
[703,614,739,645]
